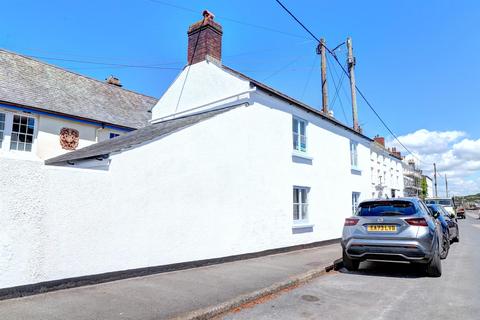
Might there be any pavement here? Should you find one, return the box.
[224,210,480,320]
[0,242,340,320]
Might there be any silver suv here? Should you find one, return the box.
[341,198,442,277]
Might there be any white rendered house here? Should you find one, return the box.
[1,11,374,291]
[369,136,405,199]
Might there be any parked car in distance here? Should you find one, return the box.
[425,198,458,218]
[427,204,459,243]
[426,205,449,259]
[342,198,443,277]
[456,206,466,219]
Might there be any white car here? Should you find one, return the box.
[425,198,456,218]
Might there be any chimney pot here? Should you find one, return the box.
[187,10,223,65]
[106,75,122,87]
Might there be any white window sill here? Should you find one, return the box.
[351,167,362,174]
[292,223,314,229]
[292,151,313,161]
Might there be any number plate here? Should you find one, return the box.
[367,225,397,232]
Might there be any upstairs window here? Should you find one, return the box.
[292,117,307,152]
[293,187,309,223]
[10,115,35,152]
[350,141,359,168]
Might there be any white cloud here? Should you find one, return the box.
[392,129,465,154]
[388,129,480,195]
[453,138,480,161]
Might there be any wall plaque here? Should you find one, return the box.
[60,127,80,150]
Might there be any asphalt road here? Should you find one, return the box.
[224,211,480,320]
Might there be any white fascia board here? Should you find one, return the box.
[150,89,255,124]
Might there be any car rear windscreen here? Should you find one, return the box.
[425,199,452,206]
[357,201,416,216]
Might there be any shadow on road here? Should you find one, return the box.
[339,261,426,279]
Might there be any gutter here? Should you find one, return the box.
[0,101,135,132]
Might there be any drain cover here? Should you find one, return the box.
[301,295,320,302]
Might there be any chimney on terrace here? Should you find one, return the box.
[374,135,385,147]
[187,10,223,65]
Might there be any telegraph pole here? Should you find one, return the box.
[318,38,329,114]
[433,163,438,197]
[346,37,359,131]
[445,174,449,197]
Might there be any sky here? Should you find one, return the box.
[1,0,480,195]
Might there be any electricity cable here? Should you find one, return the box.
[274,0,431,165]
[148,0,307,39]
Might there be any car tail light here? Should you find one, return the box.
[405,218,428,227]
[344,218,359,226]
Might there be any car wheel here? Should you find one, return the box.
[342,249,360,271]
[452,228,460,243]
[440,232,450,260]
[426,245,442,277]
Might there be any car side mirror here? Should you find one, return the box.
[429,208,439,219]
[450,213,455,219]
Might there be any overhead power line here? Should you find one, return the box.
[262,55,306,81]
[25,55,183,70]
[147,0,307,39]
[274,0,430,165]
[300,55,318,100]
[326,54,349,124]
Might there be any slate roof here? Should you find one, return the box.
[45,105,237,165]
[222,65,373,142]
[0,49,157,129]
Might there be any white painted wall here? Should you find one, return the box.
[1,98,371,289]
[150,59,251,121]
[1,59,374,289]
[36,115,97,159]
[37,115,125,159]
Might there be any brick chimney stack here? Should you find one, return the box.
[374,136,385,147]
[187,10,223,65]
[390,147,402,159]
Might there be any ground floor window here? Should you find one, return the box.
[293,187,309,223]
[352,192,361,214]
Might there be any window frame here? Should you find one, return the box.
[350,140,359,169]
[293,186,309,224]
[0,109,38,155]
[9,114,36,152]
[292,117,307,153]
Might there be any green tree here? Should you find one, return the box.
[420,176,428,199]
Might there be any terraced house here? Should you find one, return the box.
[0,49,157,161]
[1,12,374,294]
